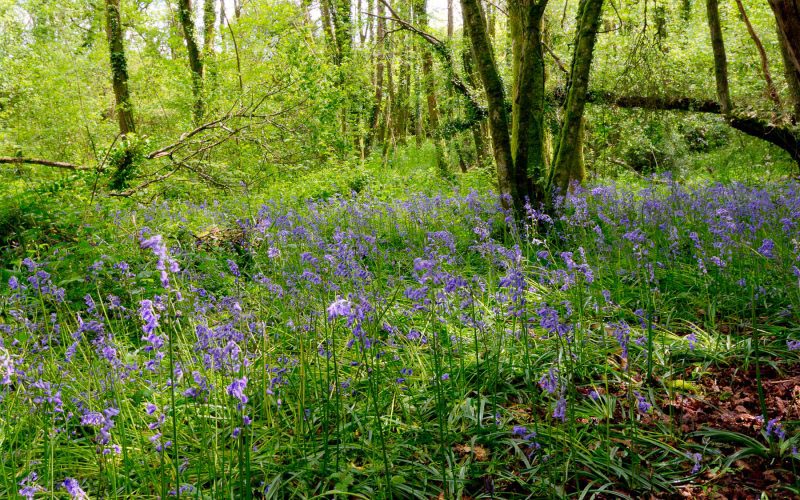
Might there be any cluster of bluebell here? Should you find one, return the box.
[1,179,799,496]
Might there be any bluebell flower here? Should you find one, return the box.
[687,452,702,474]
[759,239,775,259]
[634,391,651,414]
[553,396,567,421]
[539,368,558,394]
[327,299,352,320]
[227,376,248,406]
[766,418,787,440]
[62,477,88,499]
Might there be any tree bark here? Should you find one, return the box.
[330,0,353,63]
[414,0,439,135]
[551,0,604,194]
[509,0,549,205]
[177,0,204,123]
[0,157,87,170]
[769,0,800,74]
[461,0,515,209]
[773,5,800,120]
[447,0,453,40]
[203,0,216,58]
[583,92,721,113]
[706,0,732,114]
[320,0,338,62]
[104,0,135,135]
[705,0,800,166]
[366,0,386,150]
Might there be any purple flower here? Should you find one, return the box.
[553,396,567,421]
[139,300,160,335]
[19,472,42,499]
[227,259,240,278]
[766,417,787,440]
[688,453,702,474]
[327,299,352,320]
[81,412,104,427]
[62,478,88,499]
[634,391,651,414]
[758,239,775,259]
[227,377,248,406]
[539,368,558,394]
[610,321,631,359]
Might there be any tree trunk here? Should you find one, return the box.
[104,0,135,135]
[394,27,410,143]
[551,0,604,195]
[203,0,216,58]
[320,0,338,62]
[366,0,385,151]
[462,42,488,165]
[330,0,353,63]
[414,0,439,135]
[769,0,800,74]
[704,0,800,166]
[461,0,515,209]
[583,90,800,165]
[773,5,800,120]
[177,0,204,123]
[447,0,453,40]
[706,0,732,114]
[510,1,548,205]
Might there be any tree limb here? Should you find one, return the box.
[581,90,800,164]
[583,91,722,112]
[0,157,89,171]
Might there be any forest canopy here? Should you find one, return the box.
[1,0,798,203]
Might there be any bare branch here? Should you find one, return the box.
[0,157,89,171]
[544,43,568,74]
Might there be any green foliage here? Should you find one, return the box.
[107,134,147,190]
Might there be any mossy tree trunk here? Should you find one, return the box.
[104,0,135,135]
[461,0,516,209]
[706,0,732,114]
[461,42,488,166]
[366,0,386,151]
[177,0,204,123]
[551,0,603,195]
[328,0,353,64]
[510,0,548,206]
[203,0,216,61]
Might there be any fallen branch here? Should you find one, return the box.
[580,90,800,165]
[0,156,89,171]
[583,91,722,113]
